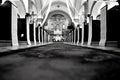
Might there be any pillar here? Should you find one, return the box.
[38,27,41,43]
[71,31,73,42]
[77,26,80,45]
[99,5,107,47]
[41,28,44,44]
[33,20,37,45]
[87,16,92,46]
[81,24,84,45]
[99,23,107,46]
[72,30,74,43]
[11,4,19,46]
[74,28,76,44]
[70,31,72,43]
[44,30,46,43]
[26,16,31,45]
[48,34,50,42]
[46,32,48,43]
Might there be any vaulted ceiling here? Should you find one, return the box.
[2,0,119,20]
[24,0,119,20]
[28,0,87,18]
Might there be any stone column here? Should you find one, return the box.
[81,24,84,45]
[77,25,80,45]
[72,30,74,43]
[48,34,50,42]
[41,28,44,44]
[26,16,31,45]
[38,26,41,43]
[33,20,37,45]
[87,16,92,46]
[99,23,107,46]
[11,4,19,46]
[70,31,72,43]
[44,30,46,43]
[46,32,48,43]
[99,5,107,47]
[71,31,73,43]
[74,28,76,44]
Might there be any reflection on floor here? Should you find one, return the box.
[0,42,120,80]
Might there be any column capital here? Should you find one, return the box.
[26,13,31,17]
[87,14,91,17]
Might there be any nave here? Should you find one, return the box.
[0,0,120,80]
[0,42,120,80]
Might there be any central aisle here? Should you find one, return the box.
[0,42,120,80]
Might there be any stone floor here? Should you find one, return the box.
[0,42,120,80]
[0,42,52,53]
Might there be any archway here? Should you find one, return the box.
[43,10,73,42]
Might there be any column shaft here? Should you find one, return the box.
[44,30,46,43]
[33,21,37,45]
[11,4,19,46]
[87,16,92,46]
[81,25,84,45]
[41,28,44,43]
[26,17,31,45]
[99,5,107,46]
[77,28,80,44]
[74,29,76,44]
[38,27,41,43]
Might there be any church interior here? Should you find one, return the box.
[0,0,120,80]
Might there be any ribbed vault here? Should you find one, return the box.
[2,0,119,20]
